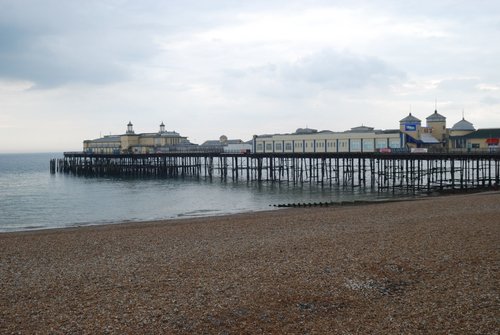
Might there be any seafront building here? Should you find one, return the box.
[201,136,253,153]
[83,123,251,154]
[83,110,499,154]
[253,126,402,154]
[253,109,500,153]
[83,122,193,154]
[399,110,500,151]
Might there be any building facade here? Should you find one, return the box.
[83,112,499,155]
[253,126,403,154]
[399,110,446,149]
[83,122,189,154]
[400,110,499,151]
[254,110,499,154]
[200,135,252,153]
[458,128,500,150]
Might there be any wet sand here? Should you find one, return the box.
[1,192,499,334]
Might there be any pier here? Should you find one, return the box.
[51,152,500,194]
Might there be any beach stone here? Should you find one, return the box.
[0,192,498,334]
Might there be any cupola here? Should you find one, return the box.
[126,121,134,134]
[399,113,421,124]
[426,110,446,123]
[451,118,475,131]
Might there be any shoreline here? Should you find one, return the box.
[1,191,498,333]
[0,197,414,235]
[0,207,283,235]
[2,188,497,235]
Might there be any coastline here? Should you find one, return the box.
[4,185,497,235]
[1,192,499,333]
[0,188,487,235]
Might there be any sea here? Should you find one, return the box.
[0,153,411,232]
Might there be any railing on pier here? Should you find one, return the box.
[50,151,500,194]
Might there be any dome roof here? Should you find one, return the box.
[426,110,446,122]
[451,118,475,131]
[399,113,421,123]
[295,127,318,134]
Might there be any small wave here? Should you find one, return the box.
[177,209,221,217]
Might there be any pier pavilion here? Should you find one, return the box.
[83,122,193,154]
[253,109,499,154]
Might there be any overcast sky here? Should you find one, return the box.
[1,0,499,153]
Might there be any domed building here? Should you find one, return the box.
[451,118,475,134]
[83,122,190,154]
[449,118,475,149]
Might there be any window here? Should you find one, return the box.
[350,139,361,151]
[265,143,272,151]
[285,143,292,151]
[375,139,387,149]
[275,143,282,151]
[363,140,374,151]
[257,143,263,151]
[389,139,401,148]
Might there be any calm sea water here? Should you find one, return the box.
[0,153,406,232]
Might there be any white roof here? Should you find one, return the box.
[420,133,440,143]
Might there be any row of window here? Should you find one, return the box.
[256,138,401,153]
[86,143,120,148]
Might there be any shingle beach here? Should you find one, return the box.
[1,192,499,334]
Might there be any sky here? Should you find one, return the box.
[0,0,499,153]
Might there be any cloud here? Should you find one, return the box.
[281,50,405,89]
[477,83,500,91]
[435,77,479,92]
[0,1,160,87]
[227,49,405,97]
[481,96,500,105]
[1,0,500,152]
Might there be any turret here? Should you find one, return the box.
[159,122,165,134]
[400,113,421,135]
[126,121,134,134]
[426,110,446,142]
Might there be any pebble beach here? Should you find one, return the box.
[1,192,499,334]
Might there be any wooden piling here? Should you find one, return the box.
[52,152,500,194]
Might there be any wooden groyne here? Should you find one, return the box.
[51,152,500,193]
